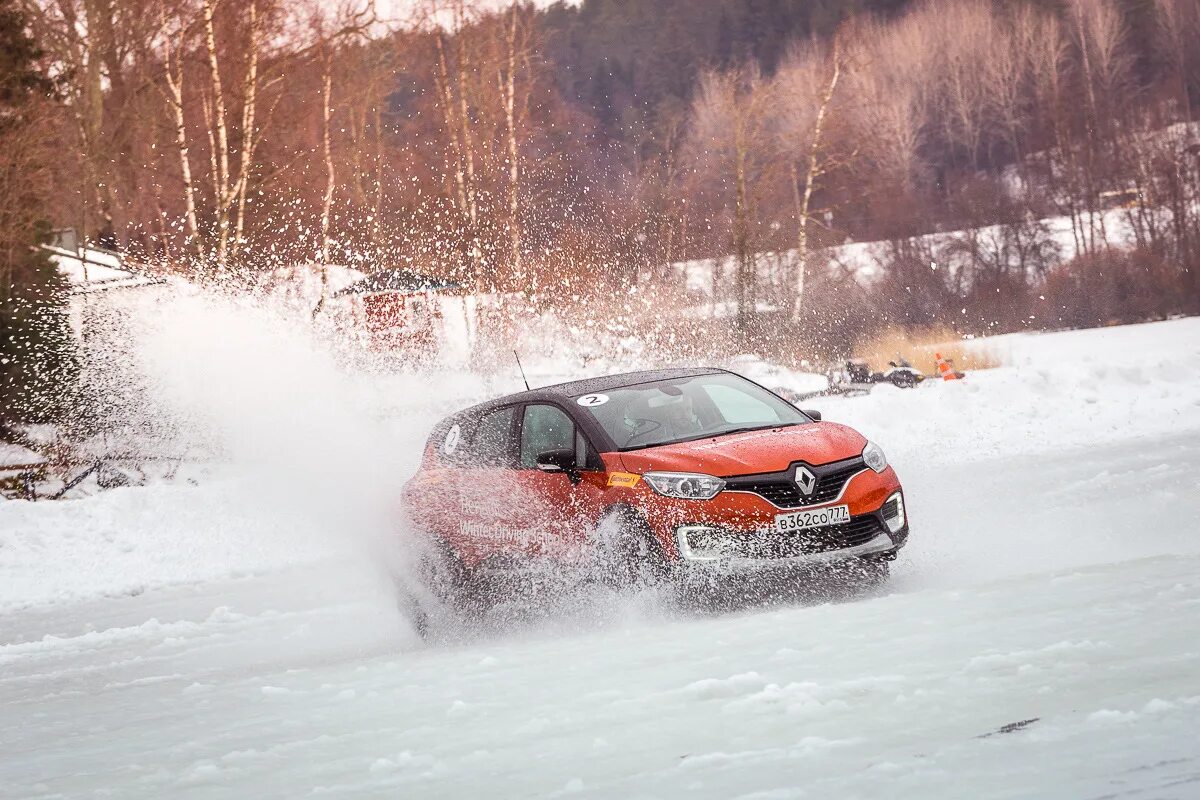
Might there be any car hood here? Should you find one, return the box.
[617,422,867,477]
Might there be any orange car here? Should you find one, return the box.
[401,368,907,612]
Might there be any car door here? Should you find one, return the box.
[502,403,608,561]
[453,404,523,565]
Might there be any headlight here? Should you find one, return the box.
[642,472,726,500]
[882,491,906,533]
[862,441,888,473]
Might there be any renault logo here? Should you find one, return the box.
[794,465,817,496]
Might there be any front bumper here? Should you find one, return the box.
[638,464,905,561]
[670,496,909,569]
[677,528,898,569]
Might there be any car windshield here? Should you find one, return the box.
[578,372,809,451]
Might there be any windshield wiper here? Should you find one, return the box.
[697,422,803,441]
[621,422,802,451]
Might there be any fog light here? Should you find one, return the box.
[882,492,906,534]
[676,525,727,561]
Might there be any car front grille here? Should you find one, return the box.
[725,456,867,508]
[686,514,886,560]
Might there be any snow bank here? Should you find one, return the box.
[0,478,341,610]
[46,245,159,293]
[823,317,1200,466]
[0,442,44,469]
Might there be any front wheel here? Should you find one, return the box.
[595,508,670,590]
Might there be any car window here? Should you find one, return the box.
[520,404,575,468]
[432,416,476,465]
[700,383,783,424]
[580,372,807,451]
[465,406,518,467]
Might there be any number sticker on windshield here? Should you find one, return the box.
[577,393,609,407]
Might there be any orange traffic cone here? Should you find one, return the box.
[934,352,962,381]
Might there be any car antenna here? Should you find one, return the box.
[513,350,531,391]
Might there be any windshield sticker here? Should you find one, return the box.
[577,393,609,407]
[442,424,461,455]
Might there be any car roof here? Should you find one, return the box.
[461,367,727,416]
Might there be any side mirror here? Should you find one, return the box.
[803,409,823,421]
[536,448,580,484]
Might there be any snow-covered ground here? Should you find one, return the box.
[2,312,1199,799]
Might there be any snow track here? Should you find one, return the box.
[2,317,1200,798]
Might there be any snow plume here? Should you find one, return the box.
[61,280,453,638]
[134,287,400,470]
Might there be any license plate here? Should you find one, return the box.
[774,504,850,532]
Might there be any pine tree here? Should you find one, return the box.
[0,0,76,425]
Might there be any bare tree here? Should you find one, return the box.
[305,1,375,314]
[338,39,395,250]
[774,35,848,320]
[231,0,263,263]
[1024,10,1088,255]
[311,44,336,317]
[1155,0,1200,121]
[983,8,1033,165]
[843,15,928,198]
[194,0,291,271]
[428,0,482,287]
[1070,0,1133,131]
[929,0,994,171]
[1067,0,1134,252]
[498,1,526,285]
[158,3,202,260]
[198,0,233,267]
[23,0,123,241]
[688,65,775,335]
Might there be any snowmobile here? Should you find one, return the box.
[874,358,926,388]
[838,358,925,391]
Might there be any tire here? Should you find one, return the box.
[397,537,470,640]
[419,538,470,605]
[597,508,670,590]
[397,583,432,639]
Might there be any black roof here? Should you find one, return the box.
[334,268,461,297]
[465,367,725,414]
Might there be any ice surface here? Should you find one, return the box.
[2,314,1200,799]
